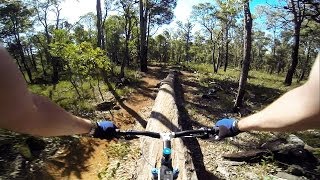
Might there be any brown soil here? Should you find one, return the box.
[42,66,163,180]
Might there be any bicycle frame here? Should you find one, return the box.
[152,132,179,180]
[116,128,217,180]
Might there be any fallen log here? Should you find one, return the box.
[135,71,197,180]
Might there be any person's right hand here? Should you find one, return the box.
[214,118,241,140]
[92,120,117,139]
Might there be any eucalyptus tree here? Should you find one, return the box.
[32,0,64,83]
[0,0,35,83]
[176,20,194,62]
[105,15,123,65]
[297,20,320,81]
[215,0,240,72]
[234,0,253,109]
[283,0,309,85]
[191,3,219,72]
[139,0,177,72]
[116,0,137,78]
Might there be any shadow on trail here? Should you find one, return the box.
[0,134,97,180]
[45,137,99,179]
[105,79,148,128]
[175,77,219,180]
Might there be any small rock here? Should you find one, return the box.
[222,160,246,166]
[287,134,305,146]
[275,172,306,180]
[216,164,229,178]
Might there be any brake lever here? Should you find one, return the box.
[198,127,219,139]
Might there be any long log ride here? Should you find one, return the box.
[135,71,198,180]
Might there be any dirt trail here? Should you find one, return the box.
[43,66,162,180]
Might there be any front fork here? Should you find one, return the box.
[151,147,179,179]
[151,167,179,180]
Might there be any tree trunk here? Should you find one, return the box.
[97,75,105,101]
[51,56,59,84]
[234,1,252,110]
[136,72,197,180]
[27,46,38,72]
[212,41,217,73]
[284,23,301,85]
[215,46,221,73]
[96,0,104,50]
[139,0,148,72]
[17,39,33,84]
[15,56,27,82]
[39,51,47,77]
[224,25,229,72]
[120,13,132,78]
[298,44,311,82]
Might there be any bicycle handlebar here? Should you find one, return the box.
[115,127,219,139]
[116,130,161,138]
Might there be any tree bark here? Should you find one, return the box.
[96,0,104,50]
[120,11,132,78]
[39,51,47,77]
[224,25,229,72]
[27,46,38,72]
[139,0,148,72]
[136,72,197,180]
[234,1,252,110]
[284,23,301,85]
[298,44,311,82]
[212,42,217,73]
[284,0,305,86]
[15,34,33,84]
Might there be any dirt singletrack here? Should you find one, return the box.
[42,66,164,179]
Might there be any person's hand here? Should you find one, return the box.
[92,120,117,139]
[214,118,241,140]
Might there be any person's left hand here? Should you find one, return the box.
[92,120,117,139]
[214,118,241,140]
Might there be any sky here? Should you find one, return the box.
[59,0,278,33]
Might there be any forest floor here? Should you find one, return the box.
[0,64,319,179]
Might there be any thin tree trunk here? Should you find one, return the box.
[17,41,33,84]
[89,79,98,102]
[139,0,148,72]
[27,46,38,72]
[298,44,311,82]
[96,0,103,49]
[224,25,229,72]
[285,23,301,85]
[39,51,47,77]
[97,75,105,101]
[234,1,252,110]
[15,57,27,82]
[120,14,131,78]
[67,65,81,99]
[212,41,217,73]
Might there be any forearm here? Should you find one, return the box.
[238,84,320,132]
[0,46,93,137]
[5,94,93,137]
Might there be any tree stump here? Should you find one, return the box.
[135,71,197,180]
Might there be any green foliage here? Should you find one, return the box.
[50,29,110,73]
[0,0,34,38]
[106,142,131,158]
[28,80,95,113]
